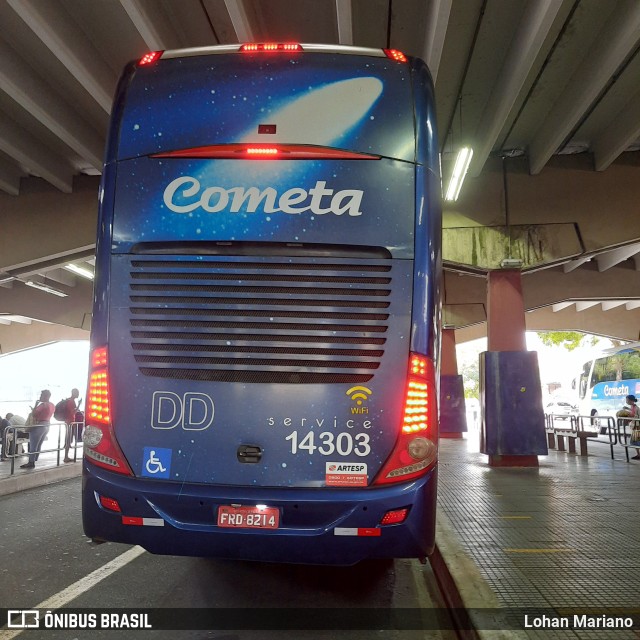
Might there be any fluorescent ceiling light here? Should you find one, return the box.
[64,263,94,280]
[24,280,68,297]
[444,147,474,202]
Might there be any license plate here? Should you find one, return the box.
[217,505,280,529]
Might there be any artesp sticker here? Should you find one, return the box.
[326,462,368,487]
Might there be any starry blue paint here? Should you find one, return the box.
[118,53,414,162]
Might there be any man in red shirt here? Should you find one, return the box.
[20,389,55,469]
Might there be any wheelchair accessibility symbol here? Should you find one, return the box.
[142,447,171,479]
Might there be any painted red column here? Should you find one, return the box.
[439,328,467,438]
[441,328,458,376]
[487,269,527,352]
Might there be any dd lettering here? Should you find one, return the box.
[151,392,215,430]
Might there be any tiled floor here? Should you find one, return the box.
[437,432,640,638]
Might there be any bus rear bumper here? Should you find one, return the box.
[82,462,437,566]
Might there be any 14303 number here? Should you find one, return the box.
[284,431,371,456]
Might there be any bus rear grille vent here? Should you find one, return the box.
[128,257,392,384]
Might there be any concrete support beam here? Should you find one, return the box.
[120,0,181,50]
[455,303,640,344]
[593,89,640,172]
[526,306,640,342]
[223,0,255,42]
[0,38,104,172]
[0,115,74,194]
[335,0,354,45]
[575,301,599,312]
[422,0,452,83]
[6,0,117,113]
[0,322,88,355]
[0,157,23,196]
[596,244,640,272]
[524,267,640,310]
[528,2,640,175]
[468,0,563,178]
[0,279,92,329]
[0,176,98,273]
[446,264,640,341]
[447,265,640,314]
[447,154,640,260]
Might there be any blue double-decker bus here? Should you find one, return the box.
[82,43,442,565]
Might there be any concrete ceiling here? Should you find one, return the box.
[1,0,640,353]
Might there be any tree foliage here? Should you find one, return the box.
[537,332,624,353]
[461,360,479,399]
[537,331,591,352]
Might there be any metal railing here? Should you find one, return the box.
[2,420,84,476]
[614,416,640,462]
[544,412,639,461]
[544,413,590,455]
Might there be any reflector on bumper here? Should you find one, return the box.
[334,528,381,537]
[122,516,165,526]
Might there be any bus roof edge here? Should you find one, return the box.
[160,44,388,60]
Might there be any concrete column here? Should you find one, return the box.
[481,269,547,466]
[440,329,467,438]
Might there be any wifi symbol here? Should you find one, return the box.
[346,386,373,406]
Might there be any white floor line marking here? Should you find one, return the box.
[0,545,146,639]
[409,560,439,640]
[410,559,431,604]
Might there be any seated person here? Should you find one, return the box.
[1,413,28,459]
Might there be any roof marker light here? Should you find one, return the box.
[240,43,302,52]
[138,51,163,66]
[246,147,279,156]
[384,49,408,63]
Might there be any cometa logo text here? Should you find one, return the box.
[163,177,364,216]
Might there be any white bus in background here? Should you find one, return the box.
[574,341,640,429]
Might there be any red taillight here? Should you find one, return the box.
[99,495,122,513]
[84,347,133,476]
[138,51,163,66]
[380,508,410,525]
[151,144,379,161]
[403,355,430,434]
[91,346,108,369]
[384,49,408,63]
[240,43,302,52]
[373,354,438,485]
[88,370,110,424]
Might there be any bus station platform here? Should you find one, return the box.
[0,449,82,496]
[1,432,638,637]
[436,435,639,638]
